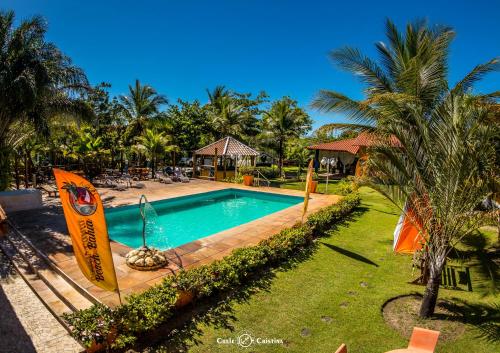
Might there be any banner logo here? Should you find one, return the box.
[62,182,98,216]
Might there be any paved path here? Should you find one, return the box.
[0,252,82,353]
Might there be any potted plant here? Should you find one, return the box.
[240,166,255,186]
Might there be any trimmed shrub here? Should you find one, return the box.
[63,191,360,349]
[62,303,114,349]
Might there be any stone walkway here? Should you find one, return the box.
[0,252,82,353]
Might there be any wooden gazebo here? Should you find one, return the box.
[193,136,259,180]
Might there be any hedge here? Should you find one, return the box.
[63,192,361,349]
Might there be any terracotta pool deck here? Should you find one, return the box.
[9,179,341,307]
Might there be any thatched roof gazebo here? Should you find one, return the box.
[193,136,259,180]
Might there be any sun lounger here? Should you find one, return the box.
[173,168,190,183]
[408,327,440,352]
[0,205,7,223]
[135,182,146,189]
[40,185,59,197]
[115,184,127,191]
[159,176,173,184]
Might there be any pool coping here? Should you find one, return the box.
[9,180,341,307]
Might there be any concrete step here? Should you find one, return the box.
[0,235,74,325]
[7,223,101,306]
[0,229,94,312]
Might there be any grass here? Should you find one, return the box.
[147,187,499,353]
[278,179,344,195]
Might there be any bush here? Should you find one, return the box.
[255,166,280,179]
[62,303,114,348]
[63,191,360,349]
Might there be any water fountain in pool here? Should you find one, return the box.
[124,195,168,271]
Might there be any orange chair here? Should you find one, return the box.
[408,327,440,352]
[334,343,347,353]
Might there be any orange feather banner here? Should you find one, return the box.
[53,169,119,293]
[302,159,314,222]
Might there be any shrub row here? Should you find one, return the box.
[63,192,361,350]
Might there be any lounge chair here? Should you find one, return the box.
[174,168,189,183]
[407,327,440,352]
[135,182,146,189]
[159,176,173,184]
[40,184,59,197]
[0,205,7,223]
[334,344,347,353]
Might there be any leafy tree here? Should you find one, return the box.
[119,79,168,140]
[0,10,93,189]
[205,86,266,141]
[135,129,170,178]
[162,99,210,154]
[261,97,312,176]
[285,138,313,178]
[313,19,499,318]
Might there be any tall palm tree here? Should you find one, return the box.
[119,80,168,140]
[313,19,499,318]
[262,97,311,176]
[135,129,170,178]
[206,86,254,139]
[0,10,93,189]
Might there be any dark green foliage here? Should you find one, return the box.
[62,303,114,348]
[63,192,360,348]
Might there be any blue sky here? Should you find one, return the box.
[5,0,499,130]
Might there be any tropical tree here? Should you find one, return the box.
[135,129,170,178]
[205,86,265,141]
[312,19,499,318]
[261,97,312,176]
[285,138,313,178]
[0,10,93,189]
[162,99,211,153]
[119,80,168,140]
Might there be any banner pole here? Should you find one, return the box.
[116,288,122,305]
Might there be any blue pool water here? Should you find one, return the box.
[105,189,303,250]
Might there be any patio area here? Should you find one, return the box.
[8,179,340,307]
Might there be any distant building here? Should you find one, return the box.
[307,132,400,176]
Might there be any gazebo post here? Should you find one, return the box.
[214,148,218,181]
[223,156,227,179]
[192,153,197,179]
[234,154,238,179]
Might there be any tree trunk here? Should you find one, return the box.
[14,154,20,190]
[278,139,283,177]
[24,150,30,189]
[419,262,443,318]
[151,153,156,179]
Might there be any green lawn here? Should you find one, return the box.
[148,188,499,353]
[278,179,344,195]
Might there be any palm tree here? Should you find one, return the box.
[0,10,93,190]
[119,80,168,140]
[262,97,311,176]
[206,86,256,139]
[285,138,313,179]
[312,19,499,318]
[135,129,170,179]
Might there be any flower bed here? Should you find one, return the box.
[63,192,361,350]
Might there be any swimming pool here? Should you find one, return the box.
[105,188,303,250]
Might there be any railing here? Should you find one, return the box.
[254,170,270,187]
[139,194,148,247]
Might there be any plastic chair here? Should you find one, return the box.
[408,327,440,352]
[334,343,347,353]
